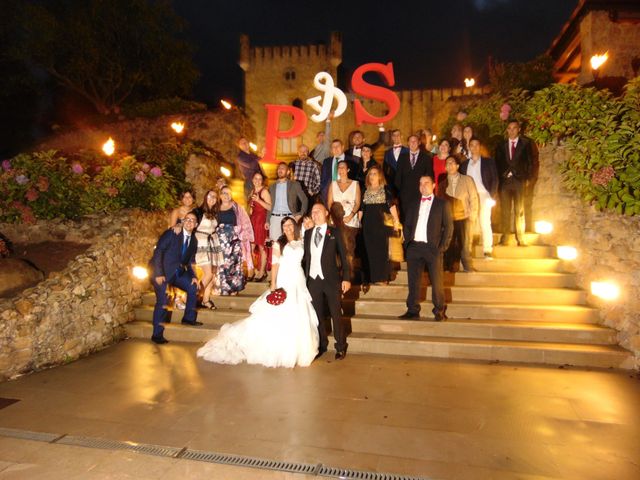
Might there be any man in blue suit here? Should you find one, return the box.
[319,139,358,204]
[150,211,202,344]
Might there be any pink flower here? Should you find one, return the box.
[71,162,84,174]
[149,166,162,177]
[25,189,39,202]
[591,166,615,186]
[36,176,49,192]
[134,171,146,183]
[1,160,11,171]
[106,187,119,197]
[141,163,151,173]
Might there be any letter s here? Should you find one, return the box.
[351,62,400,126]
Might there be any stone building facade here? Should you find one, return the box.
[239,33,489,157]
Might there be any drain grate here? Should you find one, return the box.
[0,427,61,443]
[319,465,427,480]
[181,449,319,474]
[57,435,182,458]
[0,427,432,479]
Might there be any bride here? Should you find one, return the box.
[197,216,319,367]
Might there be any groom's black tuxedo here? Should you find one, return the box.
[303,224,351,355]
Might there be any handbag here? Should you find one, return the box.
[266,288,287,306]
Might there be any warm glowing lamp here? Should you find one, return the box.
[171,122,185,134]
[220,166,231,178]
[432,134,437,142]
[102,137,115,156]
[249,142,258,152]
[590,52,609,71]
[220,99,232,110]
[557,246,578,261]
[534,221,553,235]
[464,78,475,88]
[590,281,619,301]
[132,266,149,280]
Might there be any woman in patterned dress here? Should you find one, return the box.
[360,165,400,285]
[193,190,223,309]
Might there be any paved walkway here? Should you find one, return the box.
[0,340,638,479]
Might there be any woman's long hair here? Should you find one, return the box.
[277,216,300,253]
[199,189,219,220]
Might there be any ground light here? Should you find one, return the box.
[557,246,578,261]
[132,266,149,280]
[590,281,620,301]
[534,221,553,235]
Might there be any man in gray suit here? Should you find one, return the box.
[267,162,308,241]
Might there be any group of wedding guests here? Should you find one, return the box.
[149,118,535,368]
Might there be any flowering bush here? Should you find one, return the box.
[0,149,179,223]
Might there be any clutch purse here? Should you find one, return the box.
[266,288,287,306]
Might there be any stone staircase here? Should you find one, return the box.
[126,233,635,369]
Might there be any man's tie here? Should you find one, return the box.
[510,141,516,160]
[421,195,433,203]
[314,227,322,247]
[332,158,338,181]
[410,152,417,168]
[182,235,190,258]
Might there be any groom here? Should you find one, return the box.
[303,202,351,360]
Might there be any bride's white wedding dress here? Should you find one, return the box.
[197,240,319,367]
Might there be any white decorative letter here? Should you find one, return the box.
[305,72,347,122]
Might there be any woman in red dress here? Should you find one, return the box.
[249,172,271,281]
[433,139,450,188]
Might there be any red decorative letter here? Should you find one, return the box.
[262,105,308,163]
[351,62,400,126]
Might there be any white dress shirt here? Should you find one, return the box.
[466,157,488,195]
[414,196,433,243]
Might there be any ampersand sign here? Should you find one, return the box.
[305,72,347,123]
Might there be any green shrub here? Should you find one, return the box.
[122,97,206,118]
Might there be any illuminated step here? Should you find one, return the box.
[472,245,555,259]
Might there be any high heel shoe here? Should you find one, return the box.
[202,300,217,310]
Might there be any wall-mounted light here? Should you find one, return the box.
[590,52,609,71]
[220,99,232,110]
[249,142,258,152]
[220,166,231,178]
[557,246,578,261]
[590,281,620,301]
[132,266,149,280]
[534,221,553,235]
[102,137,115,156]
[464,78,475,88]
[171,122,185,134]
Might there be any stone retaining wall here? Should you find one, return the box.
[533,145,640,367]
[0,210,166,381]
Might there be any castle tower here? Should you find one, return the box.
[239,33,342,156]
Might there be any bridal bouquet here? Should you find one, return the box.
[266,288,287,306]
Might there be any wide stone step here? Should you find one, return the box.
[472,245,555,259]
[350,315,617,344]
[354,299,599,323]
[361,284,586,305]
[124,321,633,369]
[491,232,541,245]
[132,306,615,345]
[397,258,562,274]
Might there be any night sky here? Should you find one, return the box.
[173,0,578,105]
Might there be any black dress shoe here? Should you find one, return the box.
[314,349,327,360]
[335,350,347,360]
[181,320,203,326]
[398,311,419,320]
[151,335,169,344]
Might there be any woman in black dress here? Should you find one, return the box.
[360,165,400,285]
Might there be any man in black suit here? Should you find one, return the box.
[150,211,202,344]
[345,126,385,159]
[460,137,499,258]
[303,203,351,360]
[399,176,453,322]
[495,120,533,246]
[383,129,409,196]
[394,135,434,221]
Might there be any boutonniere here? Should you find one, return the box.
[326,227,334,238]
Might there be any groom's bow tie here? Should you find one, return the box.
[421,195,433,202]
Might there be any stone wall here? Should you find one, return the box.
[0,210,167,381]
[532,145,640,367]
[36,110,255,169]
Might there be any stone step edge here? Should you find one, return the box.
[125,321,629,354]
[132,306,610,331]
